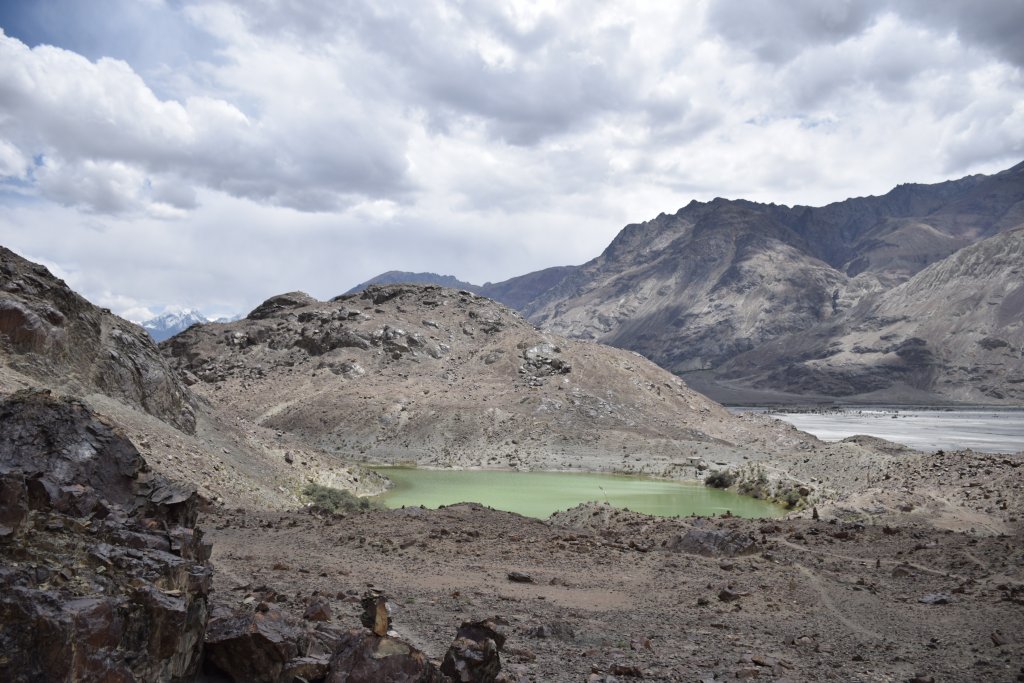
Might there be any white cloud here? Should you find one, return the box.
[0,1,1021,320]
[0,138,27,178]
[0,26,413,215]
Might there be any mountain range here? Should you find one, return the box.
[141,309,241,342]
[354,161,1024,404]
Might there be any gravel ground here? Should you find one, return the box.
[205,499,1023,682]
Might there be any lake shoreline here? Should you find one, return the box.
[367,466,786,520]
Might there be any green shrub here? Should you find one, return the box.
[302,483,379,514]
[778,488,803,509]
[737,471,769,499]
[704,470,736,489]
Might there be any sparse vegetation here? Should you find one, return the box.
[736,465,770,499]
[302,483,381,513]
[776,487,804,509]
[704,469,736,489]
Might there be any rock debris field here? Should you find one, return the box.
[205,501,1023,682]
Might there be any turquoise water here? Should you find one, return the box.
[371,468,783,519]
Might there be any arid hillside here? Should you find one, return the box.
[0,246,378,510]
[718,227,1024,403]
[162,283,814,474]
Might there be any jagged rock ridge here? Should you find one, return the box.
[0,390,212,682]
[0,246,197,432]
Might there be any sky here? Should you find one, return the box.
[0,0,1022,321]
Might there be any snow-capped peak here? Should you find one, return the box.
[141,309,209,342]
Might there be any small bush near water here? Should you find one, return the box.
[704,469,736,489]
[302,483,380,513]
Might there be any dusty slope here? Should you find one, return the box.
[161,284,848,482]
[0,245,378,510]
[206,493,1024,683]
[719,227,1024,403]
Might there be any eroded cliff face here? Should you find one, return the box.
[0,390,211,682]
[0,246,196,433]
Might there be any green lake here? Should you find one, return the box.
[371,468,783,519]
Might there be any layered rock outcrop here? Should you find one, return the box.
[0,390,211,682]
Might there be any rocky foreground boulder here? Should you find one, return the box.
[0,390,507,682]
[0,389,211,681]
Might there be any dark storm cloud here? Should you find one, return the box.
[706,0,882,63]
[708,0,1024,69]
[898,0,1024,67]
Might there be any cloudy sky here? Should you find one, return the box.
[0,0,1022,321]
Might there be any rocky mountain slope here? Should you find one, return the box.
[0,246,378,510]
[0,246,197,432]
[469,160,1024,404]
[523,200,866,374]
[718,226,1024,403]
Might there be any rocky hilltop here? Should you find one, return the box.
[344,270,481,296]
[161,283,815,476]
[468,160,1024,404]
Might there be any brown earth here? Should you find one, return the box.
[204,493,1024,682]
